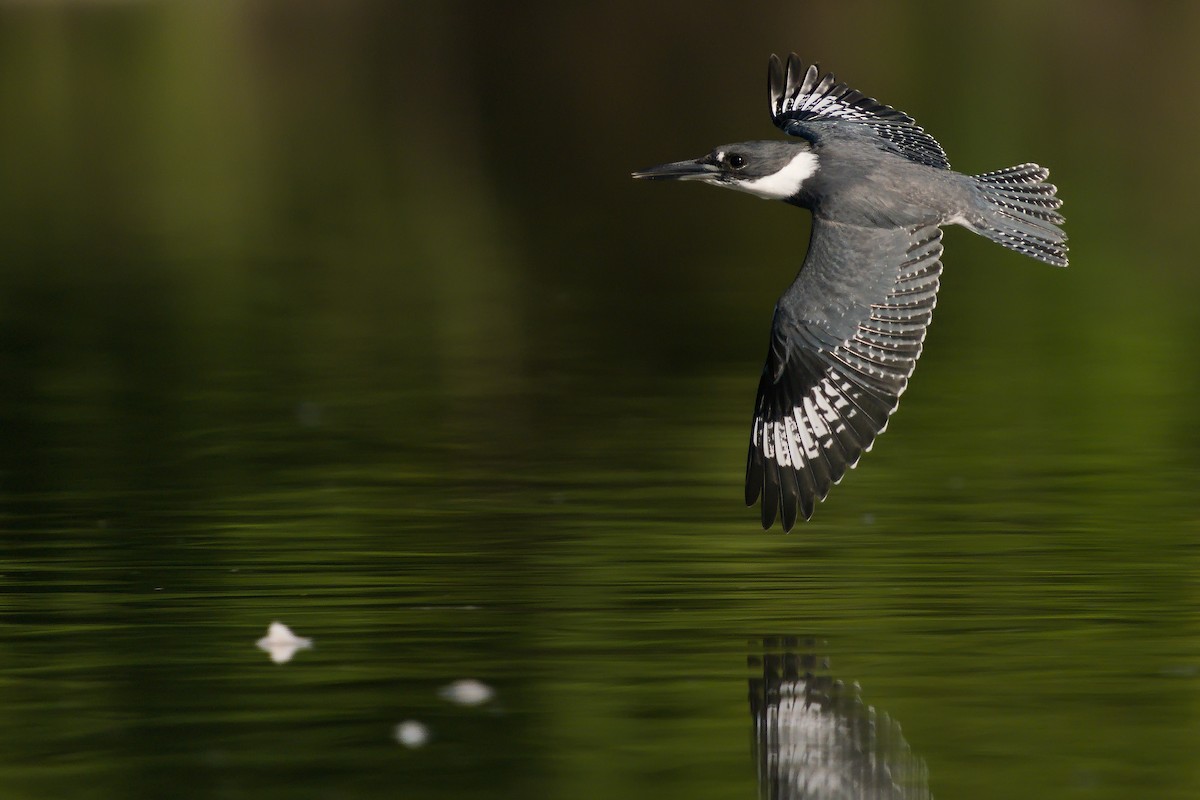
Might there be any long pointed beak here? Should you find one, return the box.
[631,158,719,181]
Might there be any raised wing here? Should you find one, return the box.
[746,222,943,529]
[768,53,951,170]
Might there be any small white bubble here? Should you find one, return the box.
[256,621,313,664]
[394,720,429,748]
[438,679,494,706]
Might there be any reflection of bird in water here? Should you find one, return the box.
[749,637,931,799]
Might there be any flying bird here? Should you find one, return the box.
[633,54,1067,530]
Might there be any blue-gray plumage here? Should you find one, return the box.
[632,54,1068,531]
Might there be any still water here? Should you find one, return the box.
[2,3,1199,799]
[2,339,1196,799]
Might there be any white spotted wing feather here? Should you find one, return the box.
[746,224,943,529]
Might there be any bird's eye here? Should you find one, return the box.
[728,153,747,169]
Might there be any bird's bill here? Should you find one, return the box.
[631,158,718,181]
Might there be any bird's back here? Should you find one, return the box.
[786,121,975,229]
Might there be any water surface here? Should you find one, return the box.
[1,3,1198,799]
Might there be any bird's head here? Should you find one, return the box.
[632,140,817,201]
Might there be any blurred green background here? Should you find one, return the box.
[0,2,1197,799]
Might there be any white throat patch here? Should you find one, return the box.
[731,151,819,200]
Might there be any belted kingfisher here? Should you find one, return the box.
[633,54,1067,531]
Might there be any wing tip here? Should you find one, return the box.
[767,53,948,167]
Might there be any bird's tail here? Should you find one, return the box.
[968,163,1068,267]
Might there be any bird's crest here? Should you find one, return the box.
[769,54,951,170]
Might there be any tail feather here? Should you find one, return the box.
[970,163,1068,267]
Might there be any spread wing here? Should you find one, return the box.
[768,53,950,170]
[746,222,943,530]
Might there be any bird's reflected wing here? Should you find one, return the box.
[768,53,950,170]
[749,637,933,799]
[746,221,943,530]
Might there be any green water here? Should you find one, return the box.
[2,3,1198,799]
